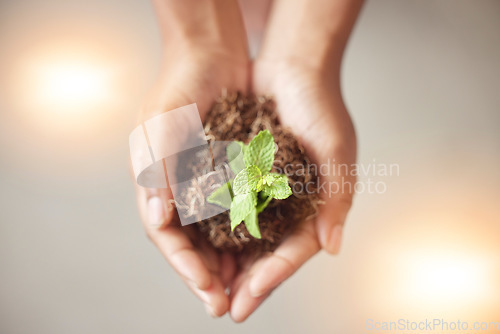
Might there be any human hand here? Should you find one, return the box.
[134,0,249,318]
[134,0,362,322]
[227,59,357,321]
[227,0,362,322]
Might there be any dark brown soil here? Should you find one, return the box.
[179,91,322,253]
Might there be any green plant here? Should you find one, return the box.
[207,130,292,238]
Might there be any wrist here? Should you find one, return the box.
[253,56,343,101]
[255,55,342,89]
[154,0,248,64]
[257,0,363,79]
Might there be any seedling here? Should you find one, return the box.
[207,130,292,239]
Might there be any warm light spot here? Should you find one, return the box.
[13,47,120,135]
[40,63,107,104]
[34,60,111,112]
[410,255,485,299]
[6,34,134,146]
[399,250,491,311]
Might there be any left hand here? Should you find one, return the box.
[228,58,357,322]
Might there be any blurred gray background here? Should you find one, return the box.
[1,1,499,333]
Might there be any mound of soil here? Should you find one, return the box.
[179,91,322,253]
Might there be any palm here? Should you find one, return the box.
[226,60,357,322]
[135,52,249,317]
[142,52,249,120]
[140,0,361,322]
[137,52,356,321]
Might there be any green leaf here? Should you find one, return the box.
[255,178,263,192]
[226,141,246,175]
[233,165,262,195]
[230,192,257,230]
[207,181,233,209]
[244,207,261,239]
[262,173,280,186]
[225,132,291,237]
[244,130,275,174]
[262,174,292,200]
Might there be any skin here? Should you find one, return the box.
[134,0,363,322]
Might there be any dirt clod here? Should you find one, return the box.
[179,91,322,254]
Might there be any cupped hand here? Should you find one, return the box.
[135,0,360,323]
[228,59,357,322]
[134,45,249,317]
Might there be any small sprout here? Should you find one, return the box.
[207,130,293,239]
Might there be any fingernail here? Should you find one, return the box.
[188,279,199,290]
[184,268,211,292]
[319,220,331,249]
[204,304,217,318]
[249,278,270,298]
[328,225,343,254]
[148,196,165,227]
[249,286,266,298]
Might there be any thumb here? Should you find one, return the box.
[135,180,175,231]
[316,173,355,255]
[132,99,198,230]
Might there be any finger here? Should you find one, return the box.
[316,173,354,254]
[135,184,175,229]
[197,237,222,273]
[153,224,232,317]
[228,252,267,298]
[220,252,236,289]
[136,183,212,287]
[229,223,320,322]
[229,278,271,323]
[150,225,212,291]
[226,252,268,322]
[185,235,231,317]
[187,272,230,318]
[131,121,230,316]
[248,223,320,297]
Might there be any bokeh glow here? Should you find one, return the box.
[25,50,114,119]
[35,60,110,110]
[403,250,490,307]
[9,44,124,138]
